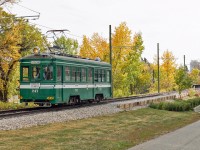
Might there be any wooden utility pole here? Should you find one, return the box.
[184,55,186,70]
[157,43,160,93]
[109,25,113,98]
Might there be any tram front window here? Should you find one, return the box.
[32,66,40,80]
[22,66,29,81]
[43,65,53,80]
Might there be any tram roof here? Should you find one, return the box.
[20,53,111,67]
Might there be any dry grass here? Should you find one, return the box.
[0,102,36,110]
[0,108,200,150]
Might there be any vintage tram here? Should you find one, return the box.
[19,48,112,106]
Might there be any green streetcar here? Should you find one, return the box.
[19,48,112,106]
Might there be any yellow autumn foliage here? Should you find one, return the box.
[80,33,109,61]
[0,10,22,100]
[160,50,177,91]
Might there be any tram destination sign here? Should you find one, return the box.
[31,61,40,64]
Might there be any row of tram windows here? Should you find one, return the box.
[21,65,54,81]
[21,65,110,83]
[57,66,110,83]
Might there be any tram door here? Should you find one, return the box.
[56,66,63,102]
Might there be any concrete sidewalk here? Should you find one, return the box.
[128,119,200,150]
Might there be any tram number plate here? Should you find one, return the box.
[30,83,40,88]
[32,89,38,93]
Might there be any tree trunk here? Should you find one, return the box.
[0,91,7,102]
[0,60,18,102]
[0,91,3,101]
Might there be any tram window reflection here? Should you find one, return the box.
[32,66,40,80]
[43,66,53,80]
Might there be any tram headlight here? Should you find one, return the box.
[47,96,54,100]
[32,47,40,55]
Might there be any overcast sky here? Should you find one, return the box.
[4,0,200,67]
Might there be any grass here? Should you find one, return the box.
[0,108,200,150]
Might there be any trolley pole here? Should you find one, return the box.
[109,25,113,98]
[157,43,160,93]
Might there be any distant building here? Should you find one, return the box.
[190,60,200,71]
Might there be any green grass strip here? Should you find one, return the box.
[0,108,199,150]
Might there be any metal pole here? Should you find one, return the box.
[184,55,186,69]
[109,25,113,98]
[157,43,160,93]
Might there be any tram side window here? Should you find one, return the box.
[81,68,86,82]
[22,66,29,81]
[56,66,62,81]
[102,70,105,82]
[88,68,93,82]
[32,66,40,80]
[43,66,53,80]
[71,67,76,82]
[76,68,81,82]
[94,69,98,82]
[106,70,110,82]
[65,66,70,81]
[98,70,101,82]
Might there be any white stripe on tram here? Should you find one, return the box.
[20,84,111,89]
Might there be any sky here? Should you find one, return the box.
[3,0,200,67]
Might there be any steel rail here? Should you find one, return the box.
[0,92,172,119]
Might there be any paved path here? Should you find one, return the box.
[128,120,200,150]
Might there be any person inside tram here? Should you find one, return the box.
[43,67,48,80]
[43,66,53,80]
[33,67,40,79]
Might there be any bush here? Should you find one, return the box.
[149,98,200,112]
[186,98,200,108]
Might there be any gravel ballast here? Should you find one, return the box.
[0,94,176,130]
[0,101,146,130]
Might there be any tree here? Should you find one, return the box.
[19,21,47,56]
[90,33,109,62]
[53,36,78,55]
[123,33,145,95]
[79,33,109,61]
[189,68,200,85]
[0,8,22,101]
[0,8,46,101]
[112,22,132,73]
[80,22,147,97]
[112,22,132,96]
[175,67,192,97]
[133,59,152,94]
[79,35,94,58]
[160,50,177,91]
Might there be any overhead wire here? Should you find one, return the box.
[14,3,40,15]
[4,4,12,14]
[3,3,85,41]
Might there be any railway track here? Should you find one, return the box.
[0,92,172,119]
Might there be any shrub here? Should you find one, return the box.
[186,98,200,108]
[149,98,200,112]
